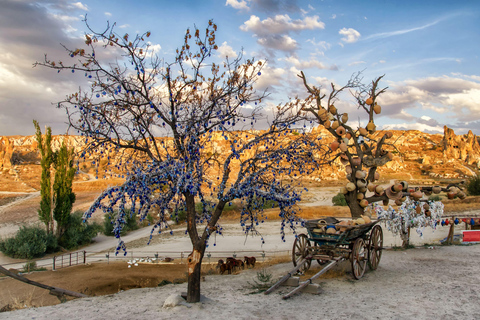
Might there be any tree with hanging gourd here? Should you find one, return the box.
[297,71,466,235]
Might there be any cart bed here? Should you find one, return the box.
[305,218,379,244]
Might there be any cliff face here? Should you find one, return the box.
[443,126,480,166]
[0,126,479,192]
[0,137,14,171]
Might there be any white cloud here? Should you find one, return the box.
[306,38,330,51]
[240,14,324,36]
[105,12,112,17]
[379,60,386,64]
[378,76,480,125]
[225,0,250,10]
[442,88,480,120]
[331,14,336,19]
[339,28,361,43]
[257,34,298,52]
[147,42,162,55]
[72,2,88,11]
[251,62,286,91]
[118,24,130,29]
[51,14,80,22]
[217,41,238,59]
[364,19,442,41]
[348,61,366,66]
[282,56,337,70]
[381,122,444,133]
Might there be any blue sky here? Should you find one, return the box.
[1,0,479,136]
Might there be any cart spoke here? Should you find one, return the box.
[368,225,383,270]
[351,238,366,280]
[292,234,312,273]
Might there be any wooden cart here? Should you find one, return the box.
[293,218,383,279]
[266,218,383,299]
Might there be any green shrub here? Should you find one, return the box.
[332,193,348,206]
[22,261,46,272]
[428,195,442,202]
[466,174,480,196]
[0,226,58,259]
[103,209,139,236]
[58,211,102,249]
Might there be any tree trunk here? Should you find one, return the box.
[401,226,410,248]
[345,192,364,218]
[186,247,205,303]
[184,192,207,303]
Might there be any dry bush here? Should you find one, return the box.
[1,288,42,312]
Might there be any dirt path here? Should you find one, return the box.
[2,244,479,319]
[0,192,40,214]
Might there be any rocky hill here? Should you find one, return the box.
[0,126,479,193]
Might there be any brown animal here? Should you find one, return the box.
[225,257,244,271]
[219,260,233,275]
[244,256,256,268]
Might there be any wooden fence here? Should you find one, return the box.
[53,250,86,271]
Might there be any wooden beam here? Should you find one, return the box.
[0,264,88,299]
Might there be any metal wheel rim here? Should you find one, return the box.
[292,234,311,273]
[368,225,383,270]
[351,238,367,280]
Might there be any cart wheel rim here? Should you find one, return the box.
[292,234,311,273]
[351,238,367,280]
[368,225,383,270]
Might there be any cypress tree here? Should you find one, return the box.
[53,142,76,237]
[33,120,53,234]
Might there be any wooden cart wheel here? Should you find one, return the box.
[350,238,367,280]
[314,242,328,265]
[292,234,311,273]
[368,225,383,270]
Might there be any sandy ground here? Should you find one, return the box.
[2,185,480,319]
[1,244,479,320]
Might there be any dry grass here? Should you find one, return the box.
[0,288,43,312]
[72,178,125,193]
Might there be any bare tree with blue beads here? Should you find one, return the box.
[35,19,321,302]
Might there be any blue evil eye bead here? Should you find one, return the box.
[257,72,261,76]
[471,218,475,226]
[454,218,459,225]
[441,220,445,226]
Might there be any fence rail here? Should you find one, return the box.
[0,249,290,271]
[53,250,86,270]
[88,249,291,265]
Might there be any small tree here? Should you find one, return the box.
[466,173,480,195]
[36,20,316,302]
[33,120,54,234]
[34,121,76,238]
[53,142,76,237]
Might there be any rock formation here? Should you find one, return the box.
[0,125,479,193]
[443,126,480,167]
[0,137,14,170]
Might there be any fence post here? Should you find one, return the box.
[53,256,56,271]
[83,251,86,264]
